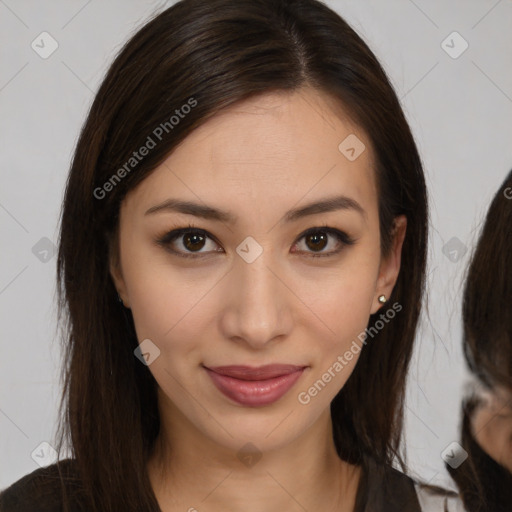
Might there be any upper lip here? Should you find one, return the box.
[204,364,306,381]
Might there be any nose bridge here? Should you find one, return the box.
[222,239,291,347]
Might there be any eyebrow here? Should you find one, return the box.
[144,195,366,223]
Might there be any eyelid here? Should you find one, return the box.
[155,223,356,259]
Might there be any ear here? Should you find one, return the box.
[370,215,407,314]
[108,234,131,308]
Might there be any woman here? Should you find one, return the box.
[445,170,512,511]
[0,0,464,510]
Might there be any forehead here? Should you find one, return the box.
[124,87,377,221]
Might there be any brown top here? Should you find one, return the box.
[0,457,458,511]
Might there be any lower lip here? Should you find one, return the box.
[205,367,305,407]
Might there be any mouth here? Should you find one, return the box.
[203,364,307,407]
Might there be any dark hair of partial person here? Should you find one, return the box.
[446,394,512,512]
[461,169,512,392]
[446,169,512,512]
[49,0,429,510]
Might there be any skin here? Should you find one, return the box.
[471,384,512,473]
[110,87,407,511]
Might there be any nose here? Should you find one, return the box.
[218,249,293,350]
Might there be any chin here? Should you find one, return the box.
[194,400,325,455]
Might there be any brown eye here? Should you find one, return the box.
[292,227,356,258]
[156,226,222,258]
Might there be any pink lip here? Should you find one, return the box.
[204,364,306,407]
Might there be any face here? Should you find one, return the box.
[110,87,406,454]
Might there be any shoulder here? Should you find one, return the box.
[364,459,467,512]
[414,481,466,512]
[0,459,85,512]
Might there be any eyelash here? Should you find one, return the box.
[155,222,356,259]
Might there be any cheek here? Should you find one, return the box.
[304,278,373,375]
[118,238,196,353]
[127,269,208,355]
[293,253,379,403]
[301,254,379,343]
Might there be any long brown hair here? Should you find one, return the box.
[462,170,512,391]
[55,0,428,510]
[446,169,512,511]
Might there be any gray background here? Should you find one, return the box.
[1,0,511,491]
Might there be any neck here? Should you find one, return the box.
[147,400,362,512]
